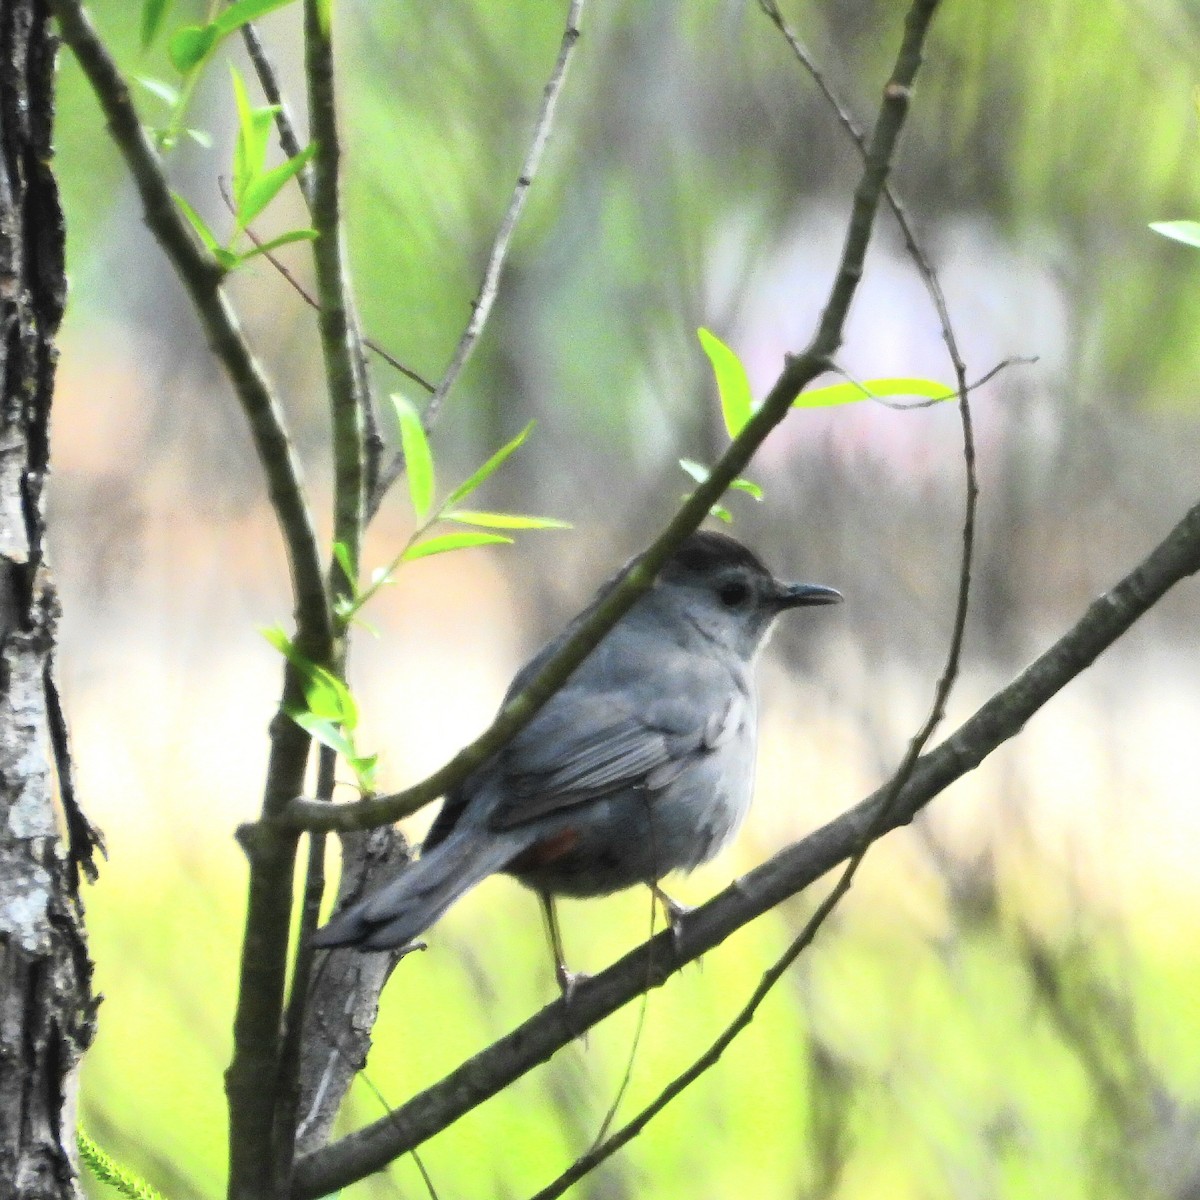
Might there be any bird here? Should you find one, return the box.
[312,529,841,991]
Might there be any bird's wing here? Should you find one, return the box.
[487,669,745,831]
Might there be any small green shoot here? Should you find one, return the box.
[333,416,568,630]
[170,69,316,272]
[693,328,953,520]
[679,457,762,524]
[262,627,377,794]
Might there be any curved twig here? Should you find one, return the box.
[369,0,588,515]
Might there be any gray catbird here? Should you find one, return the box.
[312,530,841,986]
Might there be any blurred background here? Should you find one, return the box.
[54,1,1200,1197]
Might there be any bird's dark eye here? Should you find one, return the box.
[718,580,750,607]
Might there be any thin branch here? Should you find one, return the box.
[278,0,934,841]
[272,745,337,1194]
[239,10,384,496]
[240,21,307,171]
[535,0,981,1188]
[217,175,436,391]
[293,487,1200,1198]
[49,0,328,639]
[303,0,366,575]
[48,16,332,1194]
[289,0,943,1191]
[369,0,587,515]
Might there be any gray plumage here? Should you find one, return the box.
[312,531,841,953]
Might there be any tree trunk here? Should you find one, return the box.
[0,3,100,1198]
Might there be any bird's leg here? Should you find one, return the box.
[539,891,588,1002]
[650,883,692,955]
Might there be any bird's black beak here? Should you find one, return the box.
[773,581,843,609]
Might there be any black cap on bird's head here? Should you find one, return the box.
[647,530,841,659]
[660,530,843,609]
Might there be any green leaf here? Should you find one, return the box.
[237,143,315,229]
[230,67,268,205]
[402,532,512,561]
[212,0,299,36]
[711,504,733,523]
[286,709,357,760]
[698,327,754,437]
[332,541,357,590]
[168,24,218,72]
[141,0,175,49]
[794,376,956,408]
[347,753,379,792]
[679,459,763,503]
[238,228,319,261]
[134,76,180,107]
[390,394,435,520]
[184,127,214,149]
[214,247,242,271]
[261,627,357,726]
[1150,220,1200,249]
[445,510,571,530]
[729,477,764,501]
[444,421,535,508]
[173,192,222,255]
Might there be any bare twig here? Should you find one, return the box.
[277,0,931,842]
[50,0,328,636]
[216,176,437,393]
[294,486,1200,1198]
[532,0,972,1187]
[369,0,588,514]
[239,10,385,495]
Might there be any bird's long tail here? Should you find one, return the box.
[311,823,531,951]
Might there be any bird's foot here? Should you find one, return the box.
[651,884,693,956]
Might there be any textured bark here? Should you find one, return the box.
[0,4,99,1199]
[293,827,410,1156]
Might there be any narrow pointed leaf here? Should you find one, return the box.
[444,421,535,508]
[286,710,357,760]
[678,458,709,485]
[1150,220,1200,249]
[445,510,571,530]
[239,229,319,261]
[238,143,316,229]
[141,0,174,49]
[390,394,435,520]
[794,376,955,407]
[213,0,298,36]
[698,327,754,437]
[729,477,764,501]
[135,76,180,106]
[402,532,512,561]
[332,541,357,591]
[173,193,221,255]
[261,626,357,726]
